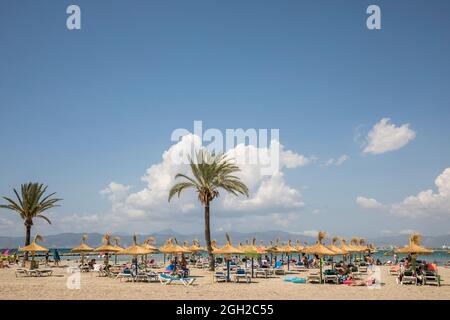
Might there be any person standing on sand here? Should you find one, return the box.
[53,249,60,267]
[45,251,50,266]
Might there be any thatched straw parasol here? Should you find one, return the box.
[348,237,363,253]
[94,233,120,253]
[395,234,433,275]
[188,239,206,253]
[280,240,298,271]
[160,238,191,270]
[141,236,158,252]
[118,234,151,272]
[19,235,48,264]
[295,240,305,253]
[71,234,94,264]
[119,235,151,256]
[305,232,336,283]
[395,234,433,255]
[159,238,191,254]
[243,238,265,277]
[94,233,120,266]
[327,237,347,255]
[214,234,244,281]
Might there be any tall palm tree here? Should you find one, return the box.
[0,183,62,260]
[168,150,249,271]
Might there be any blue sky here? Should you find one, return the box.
[1,0,450,237]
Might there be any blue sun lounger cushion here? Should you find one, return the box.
[291,278,306,284]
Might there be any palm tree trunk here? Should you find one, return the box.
[24,223,31,261]
[204,201,215,271]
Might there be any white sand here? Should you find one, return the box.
[1,264,449,300]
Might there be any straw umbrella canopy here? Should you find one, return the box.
[395,234,433,275]
[160,238,191,270]
[71,234,93,264]
[306,232,336,283]
[119,235,151,256]
[214,234,244,281]
[243,238,264,277]
[295,240,305,253]
[339,239,353,253]
[94,233,121,253]
[94,233,120,265]
[280,240,298,271]
[327,237,347,255]
[140,236,158,252]
[19,235,48,262]
[395,234,433,255]
[257,240,268,255]
[118,234,151,272]
[159,238,191,254]
[188,239,206,253]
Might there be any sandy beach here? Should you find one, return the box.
[1,264,449,300]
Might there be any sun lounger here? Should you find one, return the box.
[422,271,440,286]
[255,268,273,278]
[273,261,285,275]
[213,271,228,283]
[307,272,321,283]
[15,268,29,277]
[358,266,368,274]
[389,265,400,276]
[351,271,363,280]
[159,273,195,286]
[116,272,133,282]
[398,271,417,285]
[38,268,53,276]
[234,269,251,283]
[147,271,159,282]
[294,263,307,272]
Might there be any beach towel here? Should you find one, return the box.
[291,278,306,284]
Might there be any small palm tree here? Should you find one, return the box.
[168,150,249,271]
[0,183,62,260]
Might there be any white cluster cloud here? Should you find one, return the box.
[390,168,450,218]
[356,196,383,209]
[356,167,450,219]
[93,134,311,231]
[363,118,416,154]
[322,155,349,167]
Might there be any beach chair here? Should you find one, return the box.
[399,271,417,285]
[234,269,251,283]
[38,268,53,276]
[422,270,440,286]
[323,270,339,284]
[307,273,321,284]
[158,273,195,287]
[273,261,285,275]
[255,268,273,278]
[15,268,29,277]
[389,265,400,276]
[358,266,368,274]
[145,271,159,282]
[213,271,228,283]
[294,262,307,272]
[116,272,133,282]
[26,269,41,277]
